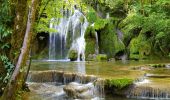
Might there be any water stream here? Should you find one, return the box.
[26,60,170,100]
[49,9,88,61]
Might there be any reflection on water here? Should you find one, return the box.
[28,59,170,100]
[30,60,170,79]
[76,62,86,74]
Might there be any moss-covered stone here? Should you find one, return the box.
[85,39,96,58]
[150,64,166,68]
[99,20,125,58]
[85,26,96,59]
[96,54,107,61]
[105,78,133,90]
[68,50,78,61]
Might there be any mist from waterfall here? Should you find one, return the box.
[49,9,88,61]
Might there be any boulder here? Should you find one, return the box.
[96,54,107,61]
[68,50,78,61]
[63,82,95,99]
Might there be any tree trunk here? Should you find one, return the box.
[1,0,41,99]
[9,0,29,64]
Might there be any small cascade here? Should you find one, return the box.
[106,13,110,19]
[69,9,88,61]
[94,78,105,99]
[116,28,127,61]
[128,86,170,99]
[49,9,88,61]
[116,28,123,41]
[49,17,69,60]
[128,77,170,99]
[94,32,99,54]
[27,70,104,99]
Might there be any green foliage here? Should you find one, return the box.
[86,8,97,23]
[68,50,78,61]
[94,18,109,30]
[120,0,170,58]
[150,64,166,68]
[0,55,14,83]
[0,0,12,51]
[96,54,107,61]
[36,0,88,33]
[105,0,124,10]
[85,38,95,57]
[35,0,63,33]
[129,34,151,59]
[105,78,133,89]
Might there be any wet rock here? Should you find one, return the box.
[146,74,170,78]
[68,50,78,61]
[128,86,170,99]
[96,54,107,61]
[75,74,98,84]
[63,82,95,99]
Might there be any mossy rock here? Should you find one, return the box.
[150,64,166,68]
[85,26,97,59]
[85,38,96,58]
[105,78,133,90]
[85,26,96,39]
[99,21,125,58]
[96,54,107,61]
[68,50,78,61]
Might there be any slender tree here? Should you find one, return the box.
[1,0,41,99]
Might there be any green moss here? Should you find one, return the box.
[85,26,96,39]
[150,64,166,68]
[85,26,97,59]
[32,47,48,59]
[99,21,125,58]
[85,38,95,58]
[86,8,97,23]
[129,34,151,60]
[68,50,77,61]
[105,78,133,90]
[96,54,107,61]
[94,18,109,30]
[129,54,140,60]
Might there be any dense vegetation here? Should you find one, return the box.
[84,0,170,60]
[0,0,169,99]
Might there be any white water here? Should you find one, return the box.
[49,18,69,60]
[106,13,110,19]
[49,9,88,61]
[95,32,99,54]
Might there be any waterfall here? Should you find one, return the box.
[106,13,110,19]
[49,9,88,61]
[49,18,69,60]
[128,86,170,99]
[95,32,99,54]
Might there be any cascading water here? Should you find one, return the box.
[49,18,69,60]
[95,32,99,54]
[49,9,88,61]
[106,13,110,19]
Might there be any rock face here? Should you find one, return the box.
[63,82,95,99]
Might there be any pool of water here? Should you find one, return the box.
[30,60,170,79]
[27,59,170,100]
